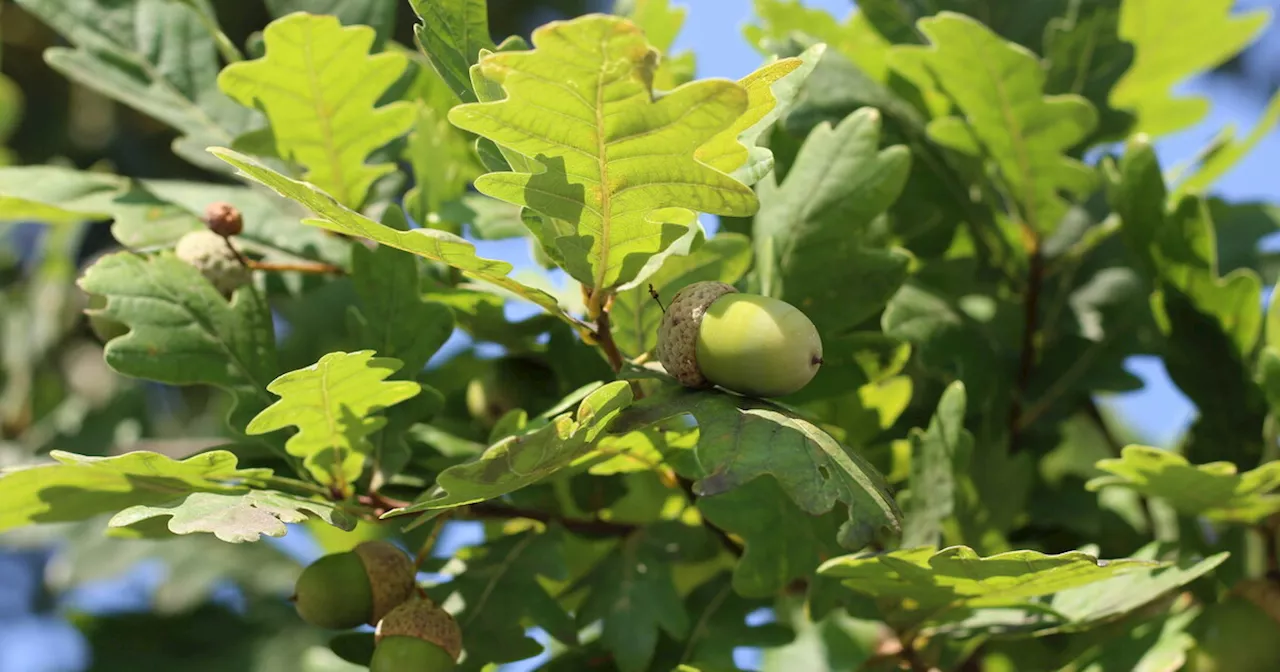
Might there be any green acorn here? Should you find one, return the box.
[656,281,823,398]
[370,598,463,671]
[292,540,416,630]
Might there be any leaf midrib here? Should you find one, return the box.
[593,37,613,294]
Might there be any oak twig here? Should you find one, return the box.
[1008,228,1044,454]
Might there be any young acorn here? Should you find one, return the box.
[656,281,823,398]
[174,229,251,297]
[291,540,416,630]
[370,598,463,671]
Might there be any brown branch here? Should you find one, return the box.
[465,501,638,537]
[595,299,625,373]
[677,477,745,557]
[1008,229,1045,455]
[249,259,345,275]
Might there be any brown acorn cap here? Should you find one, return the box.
[656,281,738,388]
[353,540,417,625]
[203,201,244,237]
[375,598,464,662]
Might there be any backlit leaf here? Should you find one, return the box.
[1109,0,1270,137]
[218,12,415,208]
[447,14,761,293]
[245,350,422,491]
[892,12,1097,234]
[1086,445,1280,523]
[744,0,891,82]
[1175,90,1280,197]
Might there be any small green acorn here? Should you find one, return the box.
[370,598,463,671]
[656,281,823,398]
[292,540,416,630]
[174,229,251,296]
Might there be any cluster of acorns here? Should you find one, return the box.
[292,540,462,670]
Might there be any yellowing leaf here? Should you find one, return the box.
[218,12,415,208]
[246,350,422,492]
[448,14,760,293]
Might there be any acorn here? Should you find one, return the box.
[292,540,416,630]
[370,598,463,671]
[173,229,250,297]
[656,281,823,398]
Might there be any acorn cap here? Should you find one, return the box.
[656,281,738,388]
[354,540,417,626]
[203,201,244,237]
[375,598,464,662]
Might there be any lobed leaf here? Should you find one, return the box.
[108,489,355,543]
[218,12,416,209]
[1086,445,1280,523]
[1109,0,1270,137]
[0,166,123,225]
[14,0,259,173]
[210,148,572,322]
[77,251,281,440]
[744,0,892,82]
[620,0,696,90]
[1175,90,1280,197]
[753,107,912,337]
[892,12,1097,234]
[0,450,267,533]
[447,13,761,293]
[245,350,422,492]
[818,545,1160,630]
[612,388,902,551]
[386,381,634,518]
[265,0,397,51]
[409,0,496,103]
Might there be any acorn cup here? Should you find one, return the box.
[291,540,417,630]
[370,598,463,671]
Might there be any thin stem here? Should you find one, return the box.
[249,260,346,275]
[677,477,744,557]
[413,511,454,569]
[184,1,244,63]
[1008,225,1044,454]
[262,474,330,498]
[595,308,625,373]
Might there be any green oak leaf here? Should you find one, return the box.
[1042,1,1135,143]
[1109,0,1270,138]
[77,251,281,442]
[744,0,892,82]
[13,0,259,173]
[386,381,634,518]
[611,231,752,358]
[694,43,825,186]
[1175,90,1280,197]
[0,166,122,225]
[404,103,483,234]
[661,572,796,670]
[576,531,691,672]
[409,0,496,104]
[265,0,397,51]
[107,489,355,543]
[753,107,912,337]
[210,148,574,324]
[349,207,453,484]
[900,381,972,549]
[697,476,843,598]
[424,531,577,667]
[1086,445,1280,523]
[619,0,696,90]
[218,12,415,208]
[892,12,1097,234]
[245,350,422,492]
[818,545,1160,631]
[612,388,902,551]
[447,13,760,293]
[0,450,267,533]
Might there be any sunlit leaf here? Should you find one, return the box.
[0,450,268,532]
[1109,0,1270,137]
[245,350,422,492]
[1176,90,1280,196]
[891,12,1097,234]
[107,489,355,543]
[744,0,891,82]
[1086,445,1280,523]
[448,13,761,293]
[218,12,415,208]
[409,0,496,103]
